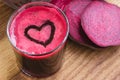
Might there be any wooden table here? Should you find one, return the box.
[0,0,120,80]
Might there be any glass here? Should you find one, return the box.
[7,2,69,77]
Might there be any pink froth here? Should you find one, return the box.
[9,6,67,55]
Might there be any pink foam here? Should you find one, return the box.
[9,6,67,54]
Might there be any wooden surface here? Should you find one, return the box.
[1,0,120,80]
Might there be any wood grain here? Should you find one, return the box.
[105,0,120,7]
[0,0,120,80]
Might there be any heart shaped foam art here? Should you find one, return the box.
[24,20,55,47]
[9,6,67,54]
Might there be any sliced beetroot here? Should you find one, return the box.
[65,0,95,46]
[50,0,72,10]
[81,1,120,47]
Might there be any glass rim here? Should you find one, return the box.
[7,1,69,56]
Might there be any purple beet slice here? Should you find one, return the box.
[81,1,120,47]
[65,0,96,46]
[50,0,72,10]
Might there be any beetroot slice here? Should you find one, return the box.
[81,1,120,47]
[50,0,72,10]
[65,0,96,46]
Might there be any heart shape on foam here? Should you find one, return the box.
[24,20,55,47]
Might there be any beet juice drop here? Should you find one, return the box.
[7,2,69,77]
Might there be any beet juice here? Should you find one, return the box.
[7,2,69,77]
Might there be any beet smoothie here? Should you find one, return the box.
[7,2,69,77]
